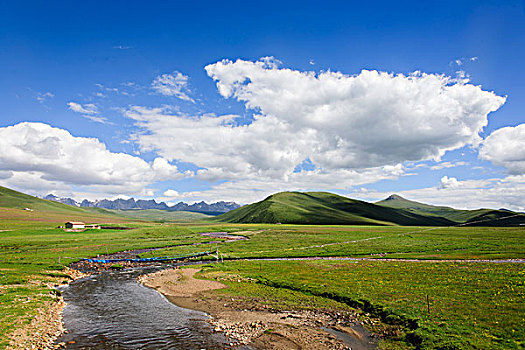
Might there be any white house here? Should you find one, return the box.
[65,221,85,229]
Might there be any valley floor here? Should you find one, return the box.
[1,223,524,349]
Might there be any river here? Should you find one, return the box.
[57,264,248,349]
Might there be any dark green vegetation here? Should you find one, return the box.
[1,186,524,349]
[216,192,525,226]
[200,260,524,350]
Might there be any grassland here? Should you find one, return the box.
[1,186,524,349]
[139,225,525,260]
[2,222,524,349]
[198,260,524,349]
[137,224,524,349]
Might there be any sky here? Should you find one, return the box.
[0,0,524,210]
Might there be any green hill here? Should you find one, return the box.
[376,194,525,226]
[0,186,125,224]
[0,186,212,225]
[3,185,522,227]
[215,191,456,226]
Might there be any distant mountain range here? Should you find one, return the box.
[0,186,125,223]
[215,191,525,226]
[2,186,523,226]
[43,194,240,214]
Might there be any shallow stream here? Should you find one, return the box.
[57,264,235,349]
[57,232,377,349]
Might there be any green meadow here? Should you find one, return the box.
[0,185,523,349]
[139,224,525,260]
[1,221,523,349]
[199,259,524,349]
[105,209,212,222]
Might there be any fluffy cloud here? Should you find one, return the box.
[439,176,462,189]
[479,124,525,175]
[163,189,181,198]
[151,71,194,102]
[129,58,505,186]
[205,58,505,170]
[0,122,184,195]
[0,171,13,180]
[126,106,315,181]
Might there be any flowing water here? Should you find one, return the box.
[57,264,237,349]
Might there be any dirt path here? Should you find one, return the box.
[139,267,376,350]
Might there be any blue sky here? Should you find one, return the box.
[0,0,524,209]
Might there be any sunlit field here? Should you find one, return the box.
[1,220,523,348]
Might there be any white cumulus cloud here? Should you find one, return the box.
[479,123,525,175]
[439,176,462,189]
[163,189,181,198]
[205,58,505,170]
[0,122,185,196]
[128,58,505,186]
[151,71,194,102]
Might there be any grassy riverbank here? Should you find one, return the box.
[198,260,524,349]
